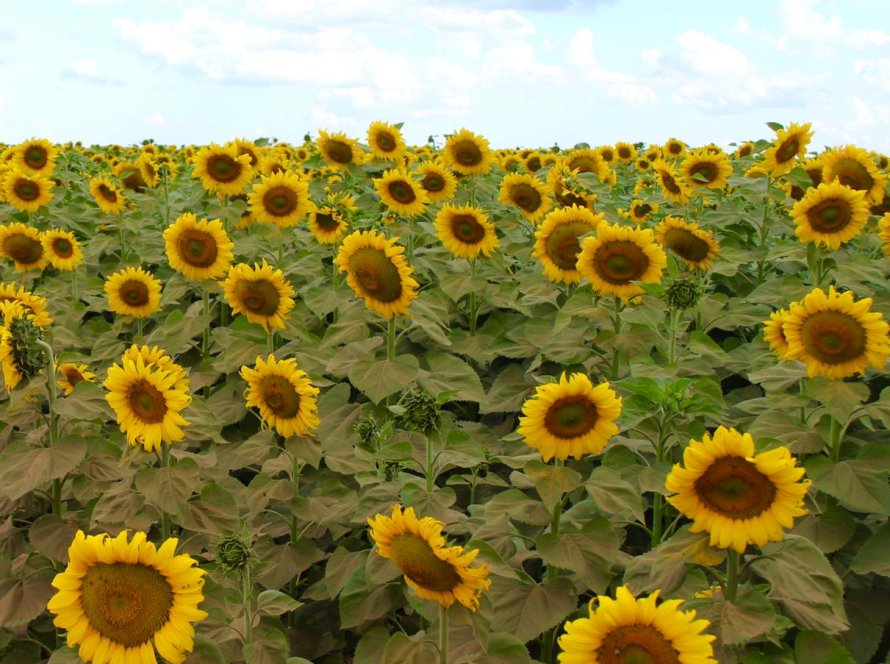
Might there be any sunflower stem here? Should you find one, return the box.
[159,444,171,540]
[37,339,63,516]
[134,317,144,342]
[266,329,275,355]
[667,307,680,365]
[829,414,842,463]
[331,246,340,324]
[725,549,740,603]
[162,172,170,226]
[438,604,449,664]
[387,317,397,361]
[71,271,78,303]
[118,214,127,263]
[754,176,771,287]
[610,297,623,378]
[242,559,254,653]
[425,431,436,492]
[469,258,478,335]
[202,288,211,364]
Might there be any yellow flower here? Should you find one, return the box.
[47,530,207,664]
[14,137,57,176]
[2,169,54,212]
[164,213,234,281]
[533,205,601,285]
[656,217,720,270]
[735,141,755,158]
[374,168,429,217]
[558,585,717,663]
[136,153,160,188]
[415,161,458,203]
[498,172,552,224]
[368,504,490,611]
[614,141,637,163]
[308,206,350,245]
[618,199,658,224]
[192,143,255,196]
[763,308,791,360]
[104,354,191,452]
[0,282,53,326]
[43,229,84,272]
[564,148,609,182]
[653,159,690,204]
[878,212,890,257]
[367,120,407,161]
[240,354,320,437]
[434,203,499,260]
[113,161,148,192]
[790,180,869,250]
[783,286,890,379]
[89,178,127,215]
[105,267,162,319]
[577,223,667,301]
[223,261,295,331]
[821,144,887,204]
[442,128,492,176]
[57,362,97,395]
[0,223,46,271]
[316,130,362,170]
[761,122,813,176]
[517,372,622,461]
[662,137,687,158]
[335,229,419,319]
[121,344,189,392]
[248,171,314,227]
[681,148,733,190]
[665,426,810,553]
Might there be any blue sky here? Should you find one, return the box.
[3,0,890,152]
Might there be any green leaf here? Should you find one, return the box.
[624,527,725,596]
[522,460,582,511]
[696,586,777,646]
[181,482,240,536]
[766,121,785,131]
[381,631,438,663]
[792,504,856,554]
[242,623,290,664]
[850,522,890,576]
[794,630,854,664]
[536,517,621,593]
[480,363,532,414]
[483,488,551,526]
[487,575,577,642]
[417,352,485,403]
[353,625,390,664]
[805,378,870,423]
[255,589,303,617]
[54,380,114,421]
[134,458,200,519]
[348,354,419,403]
[0,437,87,501]
[585,466,646,523]
[339,567,403,629]
[806,456,890,515]
[29,514,80,561]
[48,647,82,664]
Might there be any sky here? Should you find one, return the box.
[2,0,890,152]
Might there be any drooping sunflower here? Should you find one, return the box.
[113,161,147,192]
[374,168,429,217]
[524,151,543,172]
[564,148,609,182]
[367,120,407,161]
[763,308,791,360]
[498,172,553,224]
[656,217,720,270]
[761,122,813,176]
[653,159,690,204]
[577,223,667,301]
[163,213,234,281]
[879,212,890,257]
[43,229,84,272]
[14,137,57,176]
[662,137,687,159]
[121,344,189,392]
[516,372,622,461]
[665,426,810,553]
[614,141,637,163]
[47,530,207,664]
[136,153,160,188]
[3,169,54,212]
[240,354,320,438]
[782,286,890,379]
[735,141,755,158]
[192,143,255,196]
[222,261,295,331]
[308,204,350,246]
[558,585,717,664]
[681,148,733,190]
[104,266,162,319]
[548,163,597,210]
[334,229,419,319]
[442,128,492,176]
[104,355,191,452]
[316,130,361,170]
[231,137,262,170]
[821,144,887,204]
[57,362,97,395]
[789,180,869,250]
[0,282,52,326]
[622,199,659,224]
[89,178,127,215]
[415,161,458,203]
[597,145,617,166]
[367,504,491,611]
[434,203,499,260]
[0,223,46,271]
[533,206,602,285]
[248,171,312,227]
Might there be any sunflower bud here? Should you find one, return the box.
[396,386,441,434]
[355,413,392,451]
[4,311,47,383]
[664,279,704,310]
[216,534,252,572]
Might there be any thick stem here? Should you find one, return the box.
[650,428,668,547]
[331,246,340,324]
[469,259,478,335]
[611,297,623,378]
[438,604,449,664]
[829,414,842,462]
[118,213,126,262]
[202,289,211,363]
[266,329,275,355]
[387,317,397,361]
[162,173,170,226]
[754,176,771,287]
[425,432,435,492]
[71,271,78,303]
[159,444,171,540]
[135,318,144,342]
[541,463,565,664]
[242,562,254,652]
[667,308,680,365]
[725,549,740,602]
[39,341,64,516]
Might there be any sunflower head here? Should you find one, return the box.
[415,161,458,203]
[498,172,552,224]
[761,122,813,176]
[533,205,602,285]
[577,223,667,301]
[193,143,255,196]
[665,278,705,310]
[43,229,84,272]
[105,266,163,320]
[653,159,690,204]
[682,148,732,190]
[0,222,47,272]
[317,130,361,170]
[248,171,314,227]
[434,203,499,260]
[89,177,127,215]
[368,120,407,161]
[240,354,320,438]
[2,169,54,212]
[223,262,296,331]
[396,385,441,434]
[0,303,46,390]
[763,308,791,360]
[164,213,234,281]
[663,137,687,158]
[656,217,720,270]
[374,168,429,218]
[442,128,492,176]
[216,534,254,572]
[790,180,869,250]
[15,138,57,176]
[57,361,97,396]
[821,144,887,204]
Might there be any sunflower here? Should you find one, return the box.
[0,282,52,326]
[374,169,429,217]
[89,178,127,215]
[652,159,690,204]
[614,141,637,163]
[335,229,418,319]
[498,172,553,224]
[682,148,732,190]
[821,144,887,204]
[782,286,890,379]
[259,149,289,176]
[415,161,458,202]
[248,171,313,227]
[113,161,147,193]
[121,344,189,392]
[367,120,407,161]
[789,180,869,250]
[597,145,616,165]
[736,141,755,159]
[533,206,601,285]
[223,261,295,331]
[442,128,492,176]
[163,213,234,281]
[434,203,499,260]
[57,362,97,396]
[624,199,658,224]
[577,223,667,301]
[240,354,320,438]
[665,426,810,553]
[3,169,54,212]
[231,137,262,169]
[763,309,791,360]
[564,148,608,182]
[548,163,597,210]
[192,143,254,196]
[879,213,890,257]
[517,373,622,461]
[43,229,84,272]
[316,130,361,170]
[136,153,160,188]
[14,138,57,176]
[760,122,813,177]
[656,217,720,270]
[634,157,651,172]
[558,585,717,664]
[308,206,350,245]
[104,267,162,319]
[367,504,491,611]
[524,151,543,172]
[47,530,207,664]
[0,223,46,271]
[662,137,686,159]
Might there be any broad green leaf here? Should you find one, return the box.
[348,354,419,403]
[850,522,890,577]
[483,488,551,526]
[585,466,645,523]
[805,378,870,424]
[624,527,725,595]
[54,381,114,421]
[134,458,200,518]
[417,352,485,403]
[242,623,290,664]
[29,514,80,562]
[0,437,87,501]
[806,457,890,515]
[354,625,391,664]
[536,517,621,593]
[255,589,303,617]
[792,504,855,554]
[696,586,777,646]
[339,567,403,629]
[487,574,577,642]
[794,630,854,664]
[381,631,438,663]
[480,363,532,414]
[522,460,582,511]
[181,482,240,536]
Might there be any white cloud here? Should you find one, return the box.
[854,58,890,92]
[60,58,123,86]
[562,28,655,106]
[777,0,890,52]
[568,28,597,68]
[145,113,166,127]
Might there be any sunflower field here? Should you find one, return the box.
[1,123,889,664]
